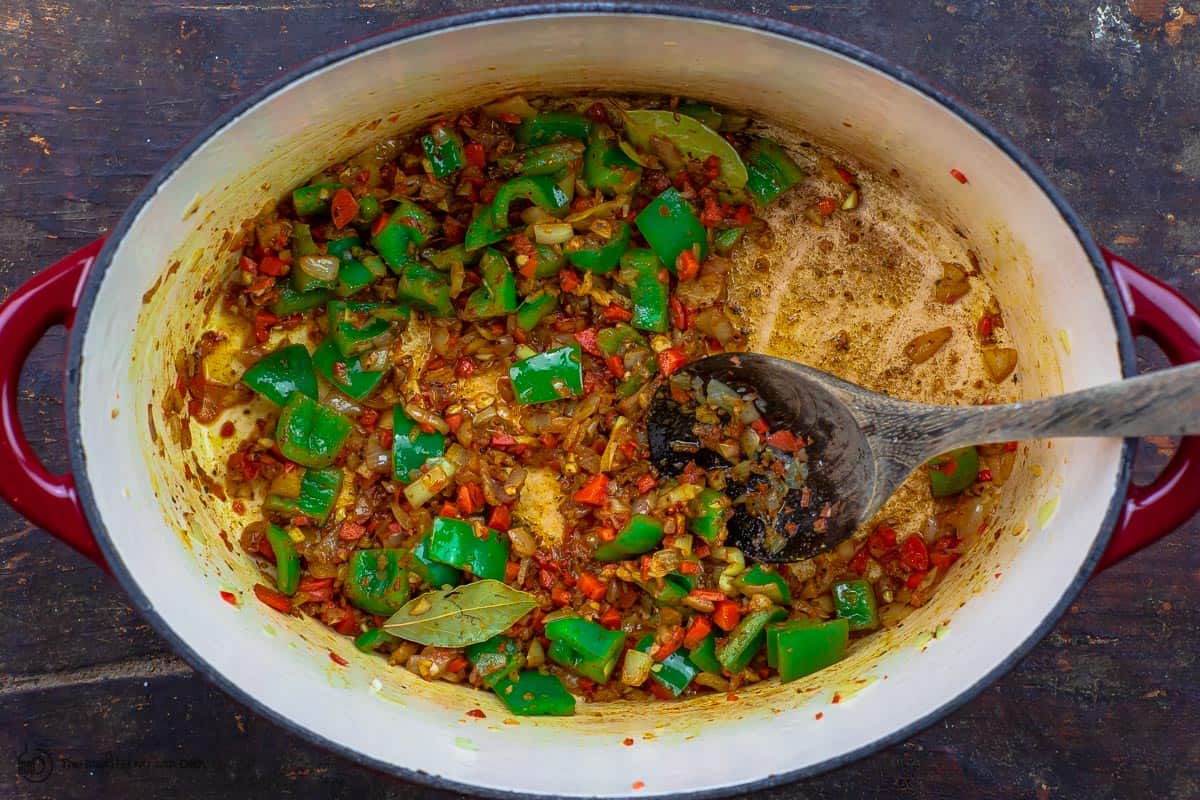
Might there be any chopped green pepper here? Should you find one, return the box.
[423,243,479,272]
[635,635,697,697]
[334,256,381,298]
[635,188,708,271]
[354,628,394,653]
[515,112,592,147]
[466,635,526,688]
[264,467,343,525]
[582,138,642,195]
[567,221,630,274]
[405,534,462,588]
[264,523,301,595]
[394,262,453,317]
[545,617,625,683]
[533,243,566,277]
[464,207,511,252]
[515,292,558,331]
[344,548,411,616]
[713,227,745,255]
[275,392,352,468]
[292,181,343,216]
[311,338,386,401]
[687,488,730,544]
[371,200,437,271]
[494,670,575,716]
[596,323,646,357]
[736,564,792,605]
[271,284,331,317]
[508,345,583,405]
[392,405,445,483]
[594,514,665,561]
[354,195,381,226]
[676,102,723,131]
[685,633,722,675]
[617,249,669,333]
[240,343,318,406]
[765,618,849,683]
[745,138,805,207]
[831,579,879,631]
[291,223,335,293]
[327,300,409,358]
[496,141,585,176]
[638,573,693,606]
[463,248,519,319]
[928,446,980,497]
[716,606,787,674]
[427,516,508,581]
[491,175,571,229]
[420,123,466,178]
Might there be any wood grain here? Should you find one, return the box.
[1,2,1197,798]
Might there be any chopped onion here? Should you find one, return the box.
[982,347,1018,383]
[533,222,574,245]
[403,458,458,507]
[298,254,339,281]
[904,327,952,364]
[521,206,552,225]
[599,415,630,472]
[404,402,450,434]
[621,649,653,686]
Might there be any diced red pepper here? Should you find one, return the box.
[682,616,712,649]
[977,468,993,482]
[848,546,870,575]
[338,520,367,541]
[578,572,608,602]
[679,561,700,575]
[371,212,391,237]
[669,297,689,331]
[606,354,626,379]
[219,590,238,606]
[906,571,928,590]
[676,249,700,281]
[504,560,520,583]
[712,600,742,632]
[258,255,289,276]
[602,304,633,322]
[464,142,486,169]
[636,473,657,495]
[446,413,463,435]
[834,166,857,186]
[574,327,602,357]
[654,627,685,662]
[929,551,959,569]
[646,680,675,700]
[329,651,349,667]
[466,708,487,719]
[559,268,581,293]
[253,310,280,344]
[446,656,470,673]
[495,111,523,125]
[950,168,969,184]
[750,418,770,435]
[490,431,517,447]
[765,430,802,453]
[574,473,609,506]
[253,583,292,613]
[598,524,617,542]
[551,586,573,607]
[330,188,359,229]
[657,347,688,378]
[298,576,335,601]
[733,205,753,226]
[599,607,623,630]
[239,255,258,274]
[816,197,838,216]
[487,505,511,531]
[977,315,994,338]
[900,535,930,572]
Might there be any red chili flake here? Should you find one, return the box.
[832,692,842,704]
[258,255,289,276]
[1004,441,1019,452]
[219,590,238,606]
[559,268,581,293]
[669,297,689,331]
[598,524,617,543]
[238,255,258,274]
[950,168,969,184]
[232,500,246,515]
[253,583,292,613]
[490,431,517,447]
[675,249,700,281]
[815,712,824,720]
[636,473,657,495]
[765,430,802,453]
[464,142,486,169]
[219,421,236,438]
[622,737,635,747]
[816,197,838,216]
[900,535,930,572]
[906,571,927,590]
[977,468,993,482]
[977,315,994,338]
[699,195,723,228]
[732,205,753,226]
[656,347,689,378]
[602,304,633,322]
[329,651,349,667]
[574,328,602,357]
[632,781,646,791]
[455,357,477,379]
[330,188,359,229]
[725,694,739,702]
[848,546,870,575]
[253,310,280,344]
[466,709,487,719]
[494,111,523,125]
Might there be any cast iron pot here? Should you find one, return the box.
[1,6,1198,797]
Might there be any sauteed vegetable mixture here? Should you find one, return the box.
[186,96,1018,716]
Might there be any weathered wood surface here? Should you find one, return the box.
[0,1,1197,798]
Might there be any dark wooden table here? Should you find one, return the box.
[1,2,1197,798]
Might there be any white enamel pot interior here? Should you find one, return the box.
[67,7,1134,798]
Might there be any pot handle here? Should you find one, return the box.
[0,239,106,567]
[1097,248,1200,570]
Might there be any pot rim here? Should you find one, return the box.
[65,4,1137,797]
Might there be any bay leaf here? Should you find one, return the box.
[621,109,749,190]
[382,579,537,647]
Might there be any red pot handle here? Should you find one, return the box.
[1097,248,1200,570]
[0,239,106,567]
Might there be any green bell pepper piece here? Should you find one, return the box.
[635,635,697,697]
[354,628,395,653]
[515,292,558,331]
[491,175,570,229]
[686,633,723,675]
[371,200,437,270]
[545,617,625,683]
[327,301,409,358]
[533,243,566,277]
[636,573,693,607]
[463,248,519,320]
[676,102,723,131]
[716,606,787,675]
[334,258,378,298]
[713,227,745,255]
[240,343,318,406]
[264,523,301,595]
[392,406,445,483]
[464,207,511,252]
[515,112,592,147]
[765,617,849,683]
[466,635,527,688]
[494,670,575,716]
[594,514,665,561]
[736,564,792,605]
[394,262,453,317]
[582,138,642,195]
[311,338,386,401]
[271,284,331,317]
[508,345,583,405]
[292,181,343,216]
[405,534,462,588]
[831,579,879,632]
[635,188,708,272]
[596,323,646,357]
[275,392,352,468]
[264,467,343,525]
[421,123,466,178]
[355,195,381,226]
[427,516,508,581]
[928,446,980,497]
[567,220,630,274]
[325,235,361,260]
[617,249,669,333]
[344,548,411,616]
[687,488,730,544]
[290,223,336,293]
[617,352,658,398]
[496,141,585,176]
[745,138,805,207]
[423,243,479,272]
